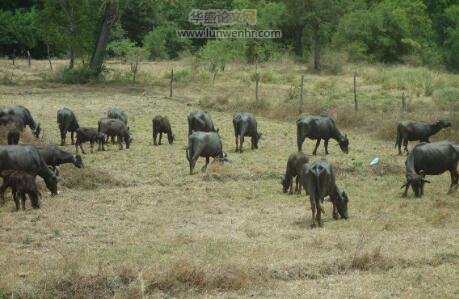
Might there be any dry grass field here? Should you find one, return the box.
[0,58,458,298]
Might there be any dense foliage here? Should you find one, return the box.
[0,0,457,71]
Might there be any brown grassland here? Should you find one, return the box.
[0,58,458,298]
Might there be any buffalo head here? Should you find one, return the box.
[338,134,349,154]
[45,174,58,196]
[401,171,430,197]
[281,177,290,193]
[437,119,451,129]
[253,132,262,149]
[33,123,41,139]
[168,133,175,145]
[74,154,84,168]
[336,190,349,219]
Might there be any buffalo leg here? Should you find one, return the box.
[310,198,317,228]
[240,136,244,153]
[449,168,459,192]
[235,136,239,152]
[332,202,339,220]
[402,184,409,197]
[90,141,94,154]
[316,202,322,227]
[0,184,8,205]
[190,158,197,175]
[118,135,123,150]
[159,133,162,145]
[21,193,27,210]
[153,132,158,145]
[324,139,329,155]
[202,157,210,172]
[312,139,321,155]
[13,193,20,211]
[403,139,409,154]
[60,129,66,146]
[79,142,86,154]
[71,131,75,145]
[294,176,299,194]
[289,178,293,194]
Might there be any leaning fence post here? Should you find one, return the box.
[255,62,260,102]
[169,68,173,98]
[299,75,304,114]
[353,72,358,111]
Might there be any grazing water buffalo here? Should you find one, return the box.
[232,112,262,153]
[0,106,41,138]
[107,108,128,125]
[57,108,79,145]
[75,127,106,154]
[395,119,451,155]
[187,111,217,136]
[282,152,309,194]
[98,118,132,150]
[186,131,228,175]
[401,141,459,197]
[297,115,349,155]
[300,159,349,228]
[0,145,57,195]
[33,144,83,172]
[0,170,41,210]
[152,115,174,145]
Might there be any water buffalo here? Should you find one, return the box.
[107,108,128,125]
[152,115,174,145]
[300,159,349,228]
[186,131,228,175]
[33,144,83,172]
[0,170,41,210]
[395,119,451,155]
[75,127,106,154]
[57,108,79,145]
[401,141,459,197]
[0,145,58,195]
[282,152,309,194]
[297,115,349,155]
[232,112,262,153]
[0,106,41,138]
[187,111,217,136]
[98,119,132,150]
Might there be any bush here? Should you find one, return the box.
[49,66,100,84]
[433,87,459,110]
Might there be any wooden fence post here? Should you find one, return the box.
[255,62,260,102]
[12,49,15,66]
[27,50,31,68]
[401,92,408,114]
[353,72,358,111]
[169,68,173,98]
[299,75,304,114]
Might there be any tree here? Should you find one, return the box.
[108,38,148,82]
[444,5,459,71]
[89,1,118,74]
[285,0,351,70]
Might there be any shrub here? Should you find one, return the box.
[49,66,100,84]
[433,87,459,110]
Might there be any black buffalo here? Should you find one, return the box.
[75,127,106,154]
[301,159,349,228]
[152,115,174,145]
[402,141,459,197]
[186,131,228,175]
[232,112,262,153]
[0,170,41,210]
[33,144,83,173]
[0,145,58,195]
[297,115,349,155]
[98,118,132,150]
[107,108,128,125]
[282,152,309,194]
[395,119,451,155]
[187,111,217,136]
[0,106,41,138]
[57,108,79,145]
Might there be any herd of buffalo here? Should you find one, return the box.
[0,104,457,228]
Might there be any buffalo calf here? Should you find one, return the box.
[57,108,79,145]
[186,131,228,175]
[0,170,41,210]
[75,127,106,154]
[282,152,309,194]
[152,115,174,145]
[233,112,262,153]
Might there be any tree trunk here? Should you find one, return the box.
[12,49,15,65]
[312,23,321,71]
[69,47,75,69]
[89,1,117,74]
[294,25,304,57]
